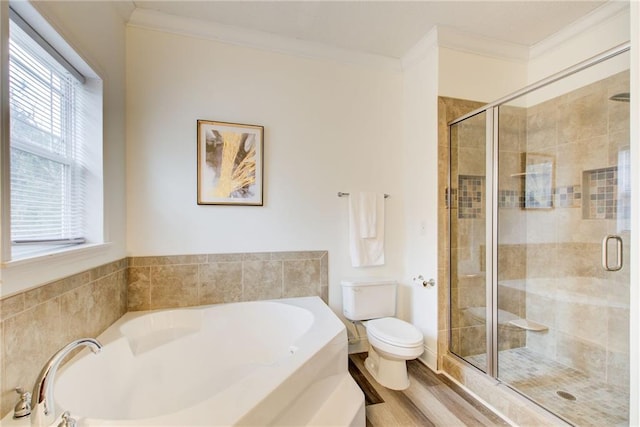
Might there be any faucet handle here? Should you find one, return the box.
[13,387,31,418]
[57,411,77,427]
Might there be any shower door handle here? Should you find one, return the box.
[602,235,623,271]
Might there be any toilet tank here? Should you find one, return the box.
[341,279,397,321]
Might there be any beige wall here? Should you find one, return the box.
[125,25,405,315]
[438,47,527,103]
[401,34,440,369]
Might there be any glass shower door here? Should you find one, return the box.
[496,57,630,425]
[449,111,488,372]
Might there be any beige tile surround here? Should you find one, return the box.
[0,259,128,418]
[128,251,329,311]
[438,70,630,424]
[437,95,486,366]
[0,250,327,419]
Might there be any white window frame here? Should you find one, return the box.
[0,1,106,289]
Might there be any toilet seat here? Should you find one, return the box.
[366,317,423,348]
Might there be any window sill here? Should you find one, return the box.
[2,241,112,269]
[1,242,115,298]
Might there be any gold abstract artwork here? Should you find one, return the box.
[197,120,263,205]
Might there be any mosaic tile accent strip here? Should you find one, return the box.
[586,167,617,219]
[458,175,484,219]
[553,185,581,208]
[524,183,553,209]
[446,188,457,209]
[498,190,524,208]
[499,186,583,209]
[468,347,628,426]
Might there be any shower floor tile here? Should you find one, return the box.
[468,348,629,426]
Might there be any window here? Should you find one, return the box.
[5,8,102,260]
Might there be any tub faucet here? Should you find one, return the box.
[31,338,102,427]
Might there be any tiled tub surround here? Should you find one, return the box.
[0,250,328,420]
[0,259,128,419]
[127,251,328,311]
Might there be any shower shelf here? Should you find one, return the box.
[508,318,548,332]
[463,307,548,332]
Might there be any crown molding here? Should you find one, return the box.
[400,1,631,67]
[530,0,630,59]
[127,3,630,74]
[436,26,529,62]
[401,27,438,70]
[111,1,136,23]
[401,25,529,69]
[127,8,402,72]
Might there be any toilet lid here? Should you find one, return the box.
[367,317,423,348]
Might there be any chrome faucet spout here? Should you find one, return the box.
[31,338,102,427]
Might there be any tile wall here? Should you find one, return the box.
[0,250,328,419]
[128,251,329,311]
[584,167,620,219]
[0,259,128,418]
[437,96,486,364]
[457,175,485,219]
[439,70,630,397]
[446,101,528,359]
[517,71,629,388]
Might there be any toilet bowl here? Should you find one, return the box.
[341,278,424,391]
[364,317,423,390]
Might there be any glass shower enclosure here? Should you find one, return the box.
[449,44,630,425]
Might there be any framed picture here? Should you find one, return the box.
[523,153,554,209]
[197,120,264,205]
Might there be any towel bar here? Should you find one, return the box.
[338,192,390,198]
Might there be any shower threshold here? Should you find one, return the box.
[467,347,628,426]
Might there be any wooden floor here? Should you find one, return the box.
[348,353,510,427]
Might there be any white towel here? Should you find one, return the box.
[348,192,385,267]
[356,192,377,238]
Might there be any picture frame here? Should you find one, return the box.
[522,152,554,209]
[197,120,264,205]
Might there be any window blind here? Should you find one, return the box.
[9,19,86,247]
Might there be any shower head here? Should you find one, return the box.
[609,92,630,102]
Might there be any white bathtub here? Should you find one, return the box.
[5,297,364,426]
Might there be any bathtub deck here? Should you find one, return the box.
[348,353,509,427]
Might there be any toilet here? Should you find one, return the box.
[341,279,424,390]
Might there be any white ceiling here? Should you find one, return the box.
[130,0,608,59]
